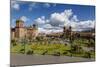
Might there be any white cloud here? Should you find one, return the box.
[29,3,37,11]
[42,24,53,29]
[20,16,29,22]
[43,3,51,8]
[34,9,95,33]
[38,27,62,34]
[34,16,50,25]
[11,1,20,10]
[71,15,79,22]
[50,9,72,26]
[29,3,51,11]
[38,28,51,34]
[78,20,95,28]
[34,16,47,25]
[70,20,95,31]
[29,3,36,7]
[49,9,95,31]
[41,16,45,20]
[46,20,50,23]
[13,4,20,10]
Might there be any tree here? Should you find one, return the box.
[11,39,17,46]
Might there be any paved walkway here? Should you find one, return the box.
[10,54,95,66]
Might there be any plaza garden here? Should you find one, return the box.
[11,35,95,59]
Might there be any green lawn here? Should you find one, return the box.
[11,38,95,58]
[11,43,71,55]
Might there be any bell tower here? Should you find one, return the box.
[15,19,25,39]
[16,20,24,28]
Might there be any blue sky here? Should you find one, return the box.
[11,1,95,33]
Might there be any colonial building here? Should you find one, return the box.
[63,26,72,38]
[26,24,38,40]
[11,19,38,40]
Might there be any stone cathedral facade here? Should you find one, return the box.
[11,19,38,40]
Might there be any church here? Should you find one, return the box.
[11,19,38,41]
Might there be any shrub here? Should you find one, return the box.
[62,50,69,55]
[83,52,91,58]
[52,51,60,56]
[41,50,48,55]
[11,40,17,46]
[19,48,25,54]
[13,42,17,46]
[26,50,33,55]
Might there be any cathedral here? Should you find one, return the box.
[11,19,38,40]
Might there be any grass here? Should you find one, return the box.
[72,38,89,46]
[11,43,71,55]
[31,44,71,55]
[11,38,95,58]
